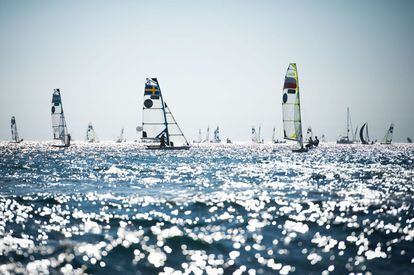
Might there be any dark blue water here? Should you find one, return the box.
[0,141,413,274]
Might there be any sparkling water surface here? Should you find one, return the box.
[0,141,413,274]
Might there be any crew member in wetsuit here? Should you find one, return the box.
[313,136,319,147]
[160,134,166,147]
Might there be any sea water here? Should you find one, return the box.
[0,141,413,274]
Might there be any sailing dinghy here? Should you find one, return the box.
[381,123,394,144]
[51,89,71,147]
[116,127,126,143]
[86,123,98,143]
[359,122,373,145]
[282,63,307,152]
[141,78,190,150]
[213,127,221,143]
[10,116,23,143]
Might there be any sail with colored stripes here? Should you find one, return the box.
[141,78,189,148]
[381,123,394,144]
[51,89,70,146]
[282,63,304,148]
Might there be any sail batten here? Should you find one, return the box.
[282,63,304,149]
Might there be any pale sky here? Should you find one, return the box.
[1,0,413,142]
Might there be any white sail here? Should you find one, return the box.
[272,127,276,143]
[197,129,202,143]
[116,127,125,143]
[381,123,394,144]
[258,126,262,143]
[51,89,70,146]
[11,116,22,143]
[213,126,221,143]
[282,63,304,148]
[251,126,257,143]
[306,126,313,141]
[86,123,97,142]
[141,78,189,148]
[205,126,210,142]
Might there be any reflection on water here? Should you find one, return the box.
[0,141,413,274]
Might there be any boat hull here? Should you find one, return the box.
[146,145,190,150]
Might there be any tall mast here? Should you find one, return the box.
[157,80,170,145]
[346,107,350,140]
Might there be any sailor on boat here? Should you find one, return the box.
[160,134,166,147]
[306,137,314,149]
[313,136,320,147]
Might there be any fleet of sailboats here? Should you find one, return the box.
[51,89,71,147]
[5,66,407,146]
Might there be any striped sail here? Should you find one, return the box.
[51,89,69,145]
[141,78,189,147]
[282,63,304,148]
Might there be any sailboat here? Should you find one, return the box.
[360,122,373,145]
[337,107,354,144]
[272,126,285,144]
[306,126,313,142]
[258,126,263,143]
[86,123,98,143]
[204,126,210,143]
[380,123,394,144]
[408,137,413,143]
[282,63,307,152]
[116,127,126,143]
[10,116,23,143]
[141,78,190,150]
[251,126,257,143]
[193,129,202,143]
[51,89,71,147]
[213,126,221,143]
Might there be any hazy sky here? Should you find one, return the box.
[1,0,413,142]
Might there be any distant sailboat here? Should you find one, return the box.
[204,126,210,143]
[10,116,23,143]
[116,127,126,143]
[408,137,413,143]
[272,126,285,144]
[258,126,263,143]
[306,126,313,142]
[337,107,354,144]
[193,129,202,143]
[141,78,190,150]
[360,122,373,145]
[86,123,98,143]
[282,63,307,152]
[51,89,71,147]
[251,126,257,143]
[381,123,394,144]
[213,126,221,143]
